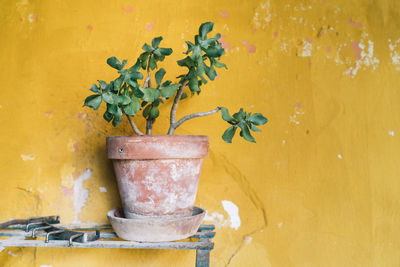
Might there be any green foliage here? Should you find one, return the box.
[83,22,267,143]
[177,21,226,95]
[220,107,268,143]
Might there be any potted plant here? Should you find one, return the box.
[83,22,267,240]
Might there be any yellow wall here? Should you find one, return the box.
[1,0,400,266]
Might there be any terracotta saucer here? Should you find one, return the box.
[107,207,206,242]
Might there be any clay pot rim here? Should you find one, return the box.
[107,134,209,160]
[107,207,206,222]
[106,134,209,140]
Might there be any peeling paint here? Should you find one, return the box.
[28,13,37,23]
[345,34,380,77]
[300,39,312,57]
[222,200,241,230]
[8,250,20,257]
[388,130,395,136]
[99,186,107,192]
[20,154,35,161]
[338,154,343,159]
[124,6,133,13]
[388,39,400,71]
[253,1,273,29]
[289,104,304,125]
[219,10,228,19]
[145,23,154,31]
[348,18,363,28]
[73,168,92,223]
[204,211,224,228]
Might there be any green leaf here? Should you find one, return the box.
[233,108,246,121]
[142,88,160,102]
[89,84,101,93]
[142,104,152,118]
[159,48,173,56]
[177,56,195,68]
[102,92,115,104]
[112,115,121,127]
[113,76,123,91]
[188,77,200,93]
[206,65,217,80]
[142,43,154,53]
[190,45,202,60]
[238,122,255,143]
[222,126,237,143]
[199,22,214,39]
[83,95,102,110]
[249,123,261,132]
[149,56,157,70]
[107,56,123,70]
[149,106,159,119]
[205,47,225,57]
[139,52,150,69]
[103,111,113,122]
[132,87,144,98]
[180,92,188,100]
[98,80,107,90]
[214,60,227,69]
[155,68,166,86]
[196,57,206,76]
[161,84,180,98]
[248,113,268,125]
[107,104,119,115]
[123,96,140,116]
[161,80,172,87]
[128,59,142,73]
[220,107,235,122]
[121,59,127,69]
[118,95,131,105]
[152,36,163,48]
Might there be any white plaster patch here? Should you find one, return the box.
[8,250,20,257]
[345,34,380,77]
[99,186,107,192]
[243,236,253,244]
[203,212,224,228]
[282,140,286,145]
[253,1,272,29]
[222,200,241,230]
[73,168,92,223]
[277,222,283,228]
[289,104,304,125]
[20,154,35,161]
[388,39,400,71]
[389,130,395,136]
[338,154,343,159]
[300,40,312,57]
[40,265,53,267]
[280,42,288,52]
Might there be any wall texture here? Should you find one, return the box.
[1,0,400,266]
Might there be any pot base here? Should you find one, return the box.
[107,207,206,242]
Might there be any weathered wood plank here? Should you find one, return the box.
[0,238,214,250]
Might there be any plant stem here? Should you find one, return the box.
[168,79,188,134]
[168,107,221,134]
[143,56,152,88]
[122,108,144,135]
[146,118,154,135]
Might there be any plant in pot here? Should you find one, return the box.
[83,22,268,241]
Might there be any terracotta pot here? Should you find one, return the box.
[107,135,209,218]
